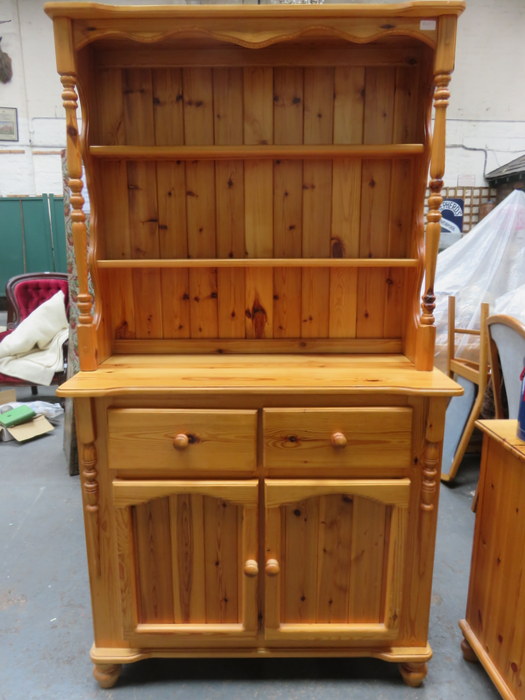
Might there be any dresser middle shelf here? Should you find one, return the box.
[96,258,419,269]
[89,144,425,161]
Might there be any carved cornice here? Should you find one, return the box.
[73,22,437,51]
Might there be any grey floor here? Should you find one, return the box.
[0,383,500,700]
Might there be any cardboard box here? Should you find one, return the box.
[0,389,54,442]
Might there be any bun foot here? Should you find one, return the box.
[93,663,122,688]
[461,637,478,663]
[399,661,428,687]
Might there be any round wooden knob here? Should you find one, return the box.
[243,559,259,577]
[173,433,189,450]
[265,559,280,576]
[331,432,347,448]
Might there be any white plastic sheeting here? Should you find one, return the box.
[434,189,525,370]
[494,281,525,319]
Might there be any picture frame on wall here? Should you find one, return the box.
[0,107,18,141]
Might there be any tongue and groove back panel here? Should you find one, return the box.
[82,41,432,348]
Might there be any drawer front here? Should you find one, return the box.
[107,409,257,474]
[263,407,412,474]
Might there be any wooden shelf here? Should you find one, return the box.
[96,258,420,269]
[56,353,463,398]
[89,144,425,161]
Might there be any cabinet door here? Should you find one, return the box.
[113,480,259,647]
[264,479,410,644]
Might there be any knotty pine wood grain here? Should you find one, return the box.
[213,72,246,339]
[273,267,302,339]
[114,505,139,637]
[115,483,259,634]
[203,496,240,624]
[183,68,218,338]
[273,67,303,338]
[99,270,135,340]
[461,422,525,698]
[214,69,246,263]
[273,158,303,337]
[245,268,273,340]
[389,65,422,340]
[94,59,428,344]
[334,66,364,145]
[358,67,397,340]
[93,67,135,340]
[329,268,358,339]
[243,66,273,262]
[107,408,257,474]
[241,504,259,633]
[93,43,428,71]
[170,494,206,624]
[383,505,408,629]
[49,4,464,682]
[330,67,363,338]
[301,67,332,340]
[262,406,412,472]
[134,497,174,623]
[123,69,162,338]
[90,143,425,161]
[159,269,191,339]
[264,481,409,638]
[218,268,246,339]
[393,66,422,145]
[57,354,462,397]
[316,494,353,623]
[282,497,320,624]
[349,498,387,623]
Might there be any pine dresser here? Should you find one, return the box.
[45,1,464,688]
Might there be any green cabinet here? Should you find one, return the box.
[0,195,67,294]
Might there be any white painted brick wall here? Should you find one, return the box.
[0,0,523,195]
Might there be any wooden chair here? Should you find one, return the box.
[0,271,69,394]
[441,296,490,482]
[487,314,525,419]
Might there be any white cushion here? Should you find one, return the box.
[0,290,68,358]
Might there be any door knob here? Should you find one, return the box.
[244,560,259,577]
[265,559,280,576]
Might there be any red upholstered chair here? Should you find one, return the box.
[0,272,69,394]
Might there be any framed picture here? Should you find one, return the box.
[0,107,18,141]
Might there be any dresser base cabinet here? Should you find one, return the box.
[63,356,461,689]
[460,420,525,700]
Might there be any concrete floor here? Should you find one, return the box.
[0,383,500,700]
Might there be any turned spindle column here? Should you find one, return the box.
[416,16,458,370]
[61,72,97,370]
[76,399,101,577]
[420,71,451,330]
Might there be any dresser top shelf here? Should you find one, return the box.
[57,354,462,397]
[45,2,466,20]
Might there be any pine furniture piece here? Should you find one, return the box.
[441,297,490,482]
[460,420,525,700]
[45,1,464,689]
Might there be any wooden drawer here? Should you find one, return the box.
[107,409,257,474]
[262,408,412,474]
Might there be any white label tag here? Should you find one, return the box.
[420,19,437,31]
